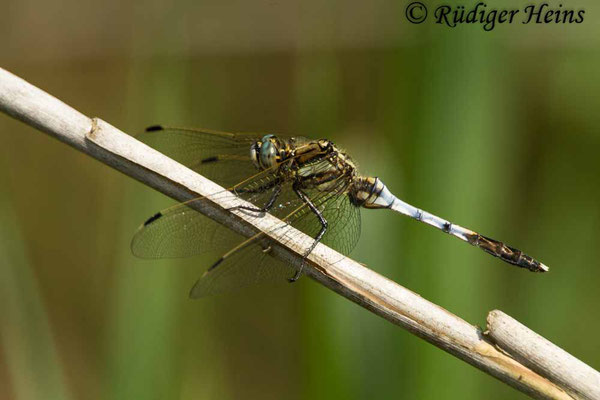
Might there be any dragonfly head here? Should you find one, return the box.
[350,177,397,209]
[251,134,283,170]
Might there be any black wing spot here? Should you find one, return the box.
[144,212,163,226]
[201,156,219,164]
[443,222,452,233]
[145,125,164,132]
[207,257,225,271]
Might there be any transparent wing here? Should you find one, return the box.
[131,173,287,259]
[189,243,295,298]
[138,126,261,187]
[131,194,242,259]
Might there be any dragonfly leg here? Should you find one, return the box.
[289,185,328,282]
[234,184,282,214]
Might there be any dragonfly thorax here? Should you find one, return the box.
[250,134,338,172]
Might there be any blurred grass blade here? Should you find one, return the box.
[0,193,72,400]
[104,61,188,400]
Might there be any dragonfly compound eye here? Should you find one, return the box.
[259,141,278,168]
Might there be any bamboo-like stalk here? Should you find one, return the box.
[0,67,594,400]
[487,310,600,400]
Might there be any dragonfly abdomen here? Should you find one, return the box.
[466,234,546,272]
[362,177,549,273]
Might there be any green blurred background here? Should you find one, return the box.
[1,1,599,399]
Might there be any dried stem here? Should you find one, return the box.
[486,310,600,400]
[0,67,594,400]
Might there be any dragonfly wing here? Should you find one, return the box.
[138,126,260,187]
[132,177,292,259]
[189,244,295,298]
[131,194,243,259]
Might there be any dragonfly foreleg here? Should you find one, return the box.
[233,184,282,215]
[289,184,328,282]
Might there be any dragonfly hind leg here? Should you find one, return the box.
[289,185,328,282]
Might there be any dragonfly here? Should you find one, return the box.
[131,125,548,298]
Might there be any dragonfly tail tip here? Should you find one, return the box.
[539,263,549,272]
